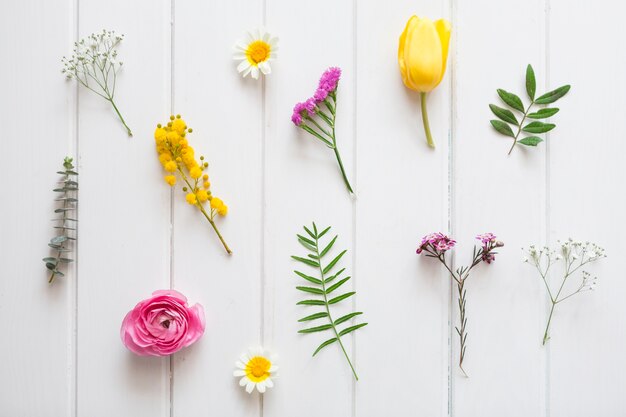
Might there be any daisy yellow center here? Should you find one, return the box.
[245,356,271,382]
[246,41,271,65]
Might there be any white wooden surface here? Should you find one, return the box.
[1,0,625,416]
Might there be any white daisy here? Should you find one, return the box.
[233,346,278,393]
[233,28,278,79]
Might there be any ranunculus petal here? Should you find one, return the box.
[120,290,205,356]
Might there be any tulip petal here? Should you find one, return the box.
[435,19,452,82]
[398,16,420,89]
[404,17,443,92]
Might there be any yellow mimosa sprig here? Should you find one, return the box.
[155,115,231,254]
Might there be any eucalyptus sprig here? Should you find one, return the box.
[292,223,367,381]
[43,157,78,284]
[524,239,605,345]
[490,64,570,155]
[62,30,132,136]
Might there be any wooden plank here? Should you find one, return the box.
[263,0,356,415]
[453,0,546,415]
[75,1,172,416]
[170,0,263,416]
[354,1,451,416]
[0,0,76,415]
[548,1,626,415]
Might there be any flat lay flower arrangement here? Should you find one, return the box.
[40,10,608,400]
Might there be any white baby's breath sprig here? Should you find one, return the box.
[62,29,132,136]
[523,238,606,345]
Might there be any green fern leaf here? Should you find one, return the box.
[313,337,338,356]
[292,223,367,381]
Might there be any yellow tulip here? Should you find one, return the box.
[398,16,451,148]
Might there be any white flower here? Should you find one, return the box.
[233,28,278,79]
[234,346,278,394]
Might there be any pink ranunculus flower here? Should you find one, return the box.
[121,290,205,356]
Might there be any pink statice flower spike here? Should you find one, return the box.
[291,102,306,126]
[318,67,342,93]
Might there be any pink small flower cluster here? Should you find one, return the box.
[416,232,456,254]
[291,67,342,126]
[476,233,497,245]
[476,233,499,264]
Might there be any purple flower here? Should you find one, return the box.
[416,232,456,254]
[291,102,305,126]
[303,98,317,115]
[313,87,329,103]
[318,67,342,94]
[476,233,501,264]
[476,233,497,245]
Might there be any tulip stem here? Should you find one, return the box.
[420,92,435,148]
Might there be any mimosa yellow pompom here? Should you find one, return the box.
[197,189,209,202]
[186,193,197,205]
[165,175,176,186]
[153,114,231,254]
[164,161,177,173]
[190,166,202,179]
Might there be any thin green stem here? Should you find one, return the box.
[420,92,435,148]
[543,302,556,345]
[329,106,354,194]
[108,98,132,137]
[508,101,534,155]
[314,233,359,380]
[177,167,232,254]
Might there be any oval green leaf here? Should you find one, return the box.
[526,64,536,100]
[518,136,544,146]
[527,108,559,119]
[490,120,515,138]
[535,85,570,104]
[497,89,525,112]
[489,104,518,125]
[523,121,555,134]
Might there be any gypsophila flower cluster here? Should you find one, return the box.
[523,238,605,345]
[417,231,503,376]
[291,67,354,194]
[155,115,231,254]
[62,30,132,136]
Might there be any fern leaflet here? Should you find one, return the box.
[292,222,367,381]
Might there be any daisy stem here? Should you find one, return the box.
[420,92,435,148]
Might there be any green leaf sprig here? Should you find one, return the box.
[292,223,367,381]
[43,157,78,283]
[490,64,570,155]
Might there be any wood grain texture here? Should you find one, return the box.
[548,1,626,415]
[263,0,356,416]
[170,0,263,416]
[0,0,76,415]
[75,1,172,416]
[453,0,546,416]
[355,1,451,416]
[2,0,626,416]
